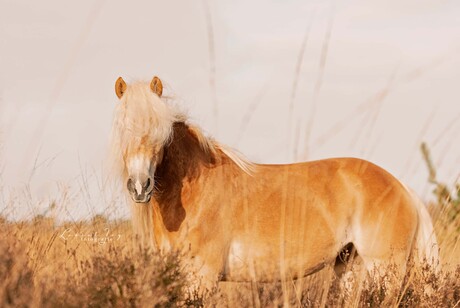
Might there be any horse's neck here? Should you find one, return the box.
[156,122,218,179]
[153,122,227,232]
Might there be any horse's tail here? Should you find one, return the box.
[407,187,440,271]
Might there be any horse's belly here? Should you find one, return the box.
[224,239,336,282]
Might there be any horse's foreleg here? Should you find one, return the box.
[185,253,223,300]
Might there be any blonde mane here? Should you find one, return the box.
[109,80,255,177]
[186,124,256,175]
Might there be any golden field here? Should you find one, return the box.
[0,141,458,308]
[0,184,459,307]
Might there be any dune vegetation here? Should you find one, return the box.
[0,145,459,307]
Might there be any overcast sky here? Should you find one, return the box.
[1,0,459,219]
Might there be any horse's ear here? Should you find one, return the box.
[115,77,127,99]
[150,76,163,97]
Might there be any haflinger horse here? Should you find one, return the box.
[110,76,439,297]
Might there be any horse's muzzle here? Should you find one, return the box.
[127,176,154,204]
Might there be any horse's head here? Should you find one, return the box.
[112,76,174,203]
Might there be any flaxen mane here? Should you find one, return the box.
[109,81,254,178]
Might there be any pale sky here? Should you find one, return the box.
[1,0,459,220]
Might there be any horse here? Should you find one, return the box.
[109,76,439,296]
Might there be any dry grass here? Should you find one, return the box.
[2,1,458,306]
[0,218,199,307]
[0,145,458,307]
[0,195,459,307]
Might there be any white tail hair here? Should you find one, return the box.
[406,187,440,270]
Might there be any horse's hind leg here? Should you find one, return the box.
[334,243,364,298]
[334,243,359,278]
[351,210,417,302]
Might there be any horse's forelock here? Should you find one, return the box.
[108,80,255,179]
[109,81,181,178]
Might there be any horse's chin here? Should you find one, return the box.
[131,195,151,204]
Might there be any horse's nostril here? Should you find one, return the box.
[145,177,151,189]
[127,178,135,193]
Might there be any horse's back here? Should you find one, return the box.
[252,157,415,216]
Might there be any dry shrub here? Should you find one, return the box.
[0,218,203,307]
[0,235,34,307]
[0,213,458,307]
[1,143,459,307]
[209,263,460,307]
[35,247,192,307]
[82,247,188,307]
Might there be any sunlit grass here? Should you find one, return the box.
[0,175,459,307]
